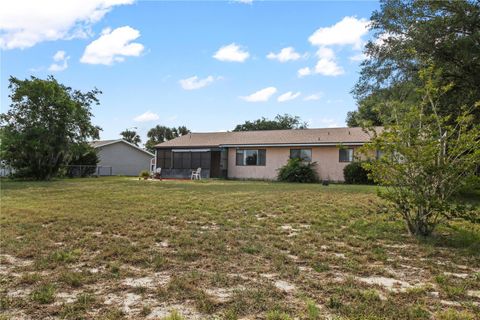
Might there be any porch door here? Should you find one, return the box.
[210,151,221,178]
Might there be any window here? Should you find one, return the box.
[156,149,172,168]
[339,148,354,162]
[290,149,312,162]
[236,149,266,166]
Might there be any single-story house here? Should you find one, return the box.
[154,127,380,181]
[90,139,154,176]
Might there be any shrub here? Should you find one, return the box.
[162,310,184,320]
[31,284,55,304]
[139,170,150,179]
[277,158,318,183]
[266,310,292,320]
[60,271,84,287]
[343,162,374,184]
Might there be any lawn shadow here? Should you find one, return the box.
[421,224,480,256]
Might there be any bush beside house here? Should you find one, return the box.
[343,162,374,185]
[277,158,319,183]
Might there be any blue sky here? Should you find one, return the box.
[1,0,379,143]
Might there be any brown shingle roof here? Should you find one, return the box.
[155,127,382,148]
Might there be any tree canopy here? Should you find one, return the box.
[349,0,480,126]
[120,129,141,146]
[0,76,101,180]
[145,125,190,153]
[233,114,308,131]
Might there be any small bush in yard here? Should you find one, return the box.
[31,284,55,304]
[277,158,318,183]
[343,161,374,184]
[139,170,150,179]
[266,310,292,320]
[163,310,184,320]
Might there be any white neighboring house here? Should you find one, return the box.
[90,139,154,176]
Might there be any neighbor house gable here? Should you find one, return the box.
[90,139,154,157]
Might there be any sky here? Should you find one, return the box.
[0,0,379,144]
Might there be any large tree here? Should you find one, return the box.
[0,76,101,180]
[349,0,480,126]
[145,125,190,153]
[233,114,308,131]
[120,129,141,146]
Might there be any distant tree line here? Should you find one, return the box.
[120,126,190,153]
[233,114,307,131]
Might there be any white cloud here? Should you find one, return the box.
[301,16,369,77]
[213,43,249,62]
[349,53,368,62]
[48,50,70,72]
[0,0,133,50]
[267,47,302,62]
[241,87,277,102]
[277,91,301,102]
[179,75,216,90]
[297,67,312,77]
[302,47,344,77]
[80,26,144,65]
[134,111,160,122]
[304,93,323,101]
[318,118,341,128]
[316,47,335,60]
[314,47,343,76]
[308,16,369,49]
[314,56,344,76]
[233,0,253,3]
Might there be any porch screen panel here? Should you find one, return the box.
[163,150,172,168]
[191,152,201,169]
[181,152,191,169]
[173,152,183,169]
[200,152,211,168]
[157,149,172,168]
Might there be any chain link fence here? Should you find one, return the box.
[64,165,113,177]
[0,164,113,178]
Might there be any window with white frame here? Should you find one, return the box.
[339,148,354,162]
[236,149,266,166]
[290,149,312,162]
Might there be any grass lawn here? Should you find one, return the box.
[1,177,479,319]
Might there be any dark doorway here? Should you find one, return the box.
[210,151,221,178]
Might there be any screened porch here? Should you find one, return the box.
[155,148,227,179]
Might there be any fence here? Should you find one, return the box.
[64,165,113,177]
[0,165,113,178]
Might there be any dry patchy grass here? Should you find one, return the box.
[0,177,479,319]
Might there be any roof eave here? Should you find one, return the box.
[156,142,368,149]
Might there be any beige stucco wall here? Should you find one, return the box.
[227,146,361,181]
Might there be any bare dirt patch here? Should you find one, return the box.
[356,276,416,292]
[122,272,171,289]
[147,303,203,319]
